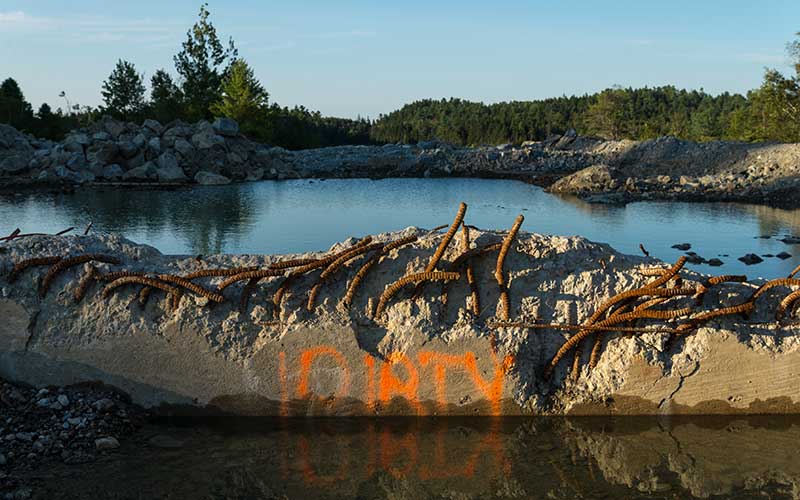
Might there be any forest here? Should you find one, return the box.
[1,4,800,148]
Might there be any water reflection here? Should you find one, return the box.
[30,416,800,499]
[1,179,800,277]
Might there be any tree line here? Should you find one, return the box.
[2,4,800,148]
[0,4,373,149]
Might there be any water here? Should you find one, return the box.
[1,178,799,278]
[27,416,800,499]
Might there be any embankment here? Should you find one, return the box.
[1,224,799,415]
[4,118,800,206]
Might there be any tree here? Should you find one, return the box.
[210,59,268,130]
[583,87,632,139]
[174,3,237,120]
[149,69,184,122]
[101,60,146,120]
[0,77,34,129]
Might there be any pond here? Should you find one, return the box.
[28,416,800,499]
[1,178,799,278]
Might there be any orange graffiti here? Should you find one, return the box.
[419,350,515,416]
[296,345,351,399]
[378,352,421,414]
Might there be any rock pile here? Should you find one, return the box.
[548,136,800,206]
[0,117,289,187]
[0,118,623,188]
[0,377,147,496]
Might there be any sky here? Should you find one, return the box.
[1,0,798,119]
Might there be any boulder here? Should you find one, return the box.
[92,132,111,142]
[122,162,158,181]
[194,171,231,185]
[671,243,691,251]
[102,118,126,139]
[553,129,578,150]
[738,254,764,265]
[173,138,195,158]
[0,154,31,174]
[95,437,120,451]
[192,128,225,150]
[101,164,125,180]
[156,153,187,182]
[132,134,147,149]
[143,119,164,135]
[212,118,239,137]
[547,164,617,194]
[54,165,94,184]
[117,141,139,160]
[86,142,119,165]
[63,133,89,153]
[146,137,161,155]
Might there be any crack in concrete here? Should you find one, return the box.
[658,361,699,410]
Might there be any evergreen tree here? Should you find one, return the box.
[101,60,146,120]
[174,3,237,120]
[149,69,183,122]
[210,59,268,131]
[0,77,34,129]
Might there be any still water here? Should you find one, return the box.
[29,416,800,499]
[1,178,799,278]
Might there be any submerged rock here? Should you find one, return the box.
[738,253,764,265]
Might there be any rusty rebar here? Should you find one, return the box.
[374,271,460,319]
[158,274,225,303]
[102,276,180,301]
[424,203,467,273]
[138,285,153,308]
[272,237,373,307]
[750,278,800,301]
[97,271,147,281]
[674,301,755,335]
[268,258,319,270]
[461,224,481,317]
[495,215,524,321]
[239,277,260,313]
[73,265,98,303]
[307,242,384,311]
[7,256,62,283]
[491,321,679,334]
[777,289,800,320]
[341,235,418,309]
[182,267,260,279]
[788,263,800,279]
[40,254,121,297]
[543,282,696,378]
[217,269,285,292]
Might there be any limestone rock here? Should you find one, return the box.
[156,152,187,182]
[122,162,157,181]
[194,171,231,185]
[212,118,239,137]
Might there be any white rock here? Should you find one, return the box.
[95,437,120,450]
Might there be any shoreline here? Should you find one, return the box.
[4,118,800,207]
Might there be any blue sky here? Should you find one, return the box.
[1,0,798,118]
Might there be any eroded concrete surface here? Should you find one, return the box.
[1,230,798,415]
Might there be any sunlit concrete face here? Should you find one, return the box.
[2,229,800,416]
